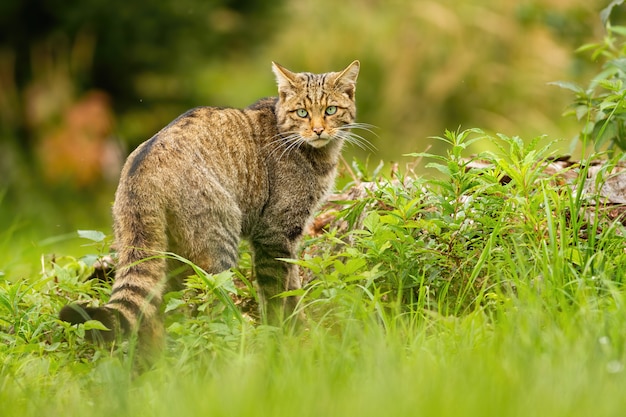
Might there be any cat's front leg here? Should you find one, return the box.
[250,233,302,326]
[261,262,302,326]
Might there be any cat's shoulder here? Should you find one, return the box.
[246,97,278,111]
[166,98,277,125]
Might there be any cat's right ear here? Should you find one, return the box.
[334,60,360,100]
[272,62,298,99]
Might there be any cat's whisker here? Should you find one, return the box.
[344,122,378,129]
[334,122,378,152]
[337,123,379,138]
[268,130,301,142]
[278,138,306,161]
[345,137,373,152]
[265,131,299,149]
[335,130,377,152]
[266,142,286,159]
[269,132,306,161]
[266,131,302,159]
[338,122,378,130]
[343,130,375,144]
[285,135,306,152]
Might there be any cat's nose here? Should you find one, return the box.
[313,126,325,136]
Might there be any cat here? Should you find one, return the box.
[60,60,363,353]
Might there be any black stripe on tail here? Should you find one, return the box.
[59,303,130,343]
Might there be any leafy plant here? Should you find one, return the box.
[3,129,626,416]
[553,1,626,154]
[290,128,626,332]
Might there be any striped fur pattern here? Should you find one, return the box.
[60,61,361,352]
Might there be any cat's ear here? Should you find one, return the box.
[333,60,360,100]
[272,62,298,99]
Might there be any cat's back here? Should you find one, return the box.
[170,97,278,147]
[125,98,277,177]
[117,98,278,216]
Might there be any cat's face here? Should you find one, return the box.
[272,61,359,149]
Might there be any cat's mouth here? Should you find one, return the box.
[307,131,334,148]
[308,137,332,148]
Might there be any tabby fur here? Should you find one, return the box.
[60,61,362,352]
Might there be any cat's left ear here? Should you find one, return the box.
[333,60,360,100]
[272,62,298,99]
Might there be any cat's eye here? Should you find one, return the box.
[325,106,338,116]
[296,108,308,118]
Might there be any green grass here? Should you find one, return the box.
[2,130,626,417]
[3,12,626,416]
[2,297,626,416]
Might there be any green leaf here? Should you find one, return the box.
[608,58,626,74]
[548,81,585,94]
[77,230,107,243]
[405,152,447,162]
[0,291,12,311]
[601,1,625,26]
[593,121,618,150]
[83,320,111,331]
[80,254,99,267]
[575,42,603,54]
[565,248,583,266]
[597,79,623,92]
[164,298,187,313]
[575,105,590,121]
[334,258,367,276]
[363,211,380,232]
[582,121,596,135]
[279,288,306,298]
[379,214,400,225]
[610,25,626,37]
[425,162,450,176]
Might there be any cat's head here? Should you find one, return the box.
[272,61,359,149]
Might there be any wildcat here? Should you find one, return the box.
[60,61,362,352]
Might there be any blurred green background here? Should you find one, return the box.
[0,0,610,248]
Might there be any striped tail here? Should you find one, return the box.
[59,252,168,346]
[60,197,168,350]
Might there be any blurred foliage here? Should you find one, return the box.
[256,0,602,158]
[0,0,283,232]
[553,2,626,155]
[0,0,614,236]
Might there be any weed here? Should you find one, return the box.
[553,2,626,154]
[2,128,626,415]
